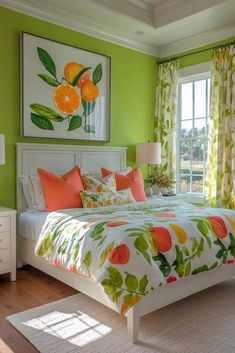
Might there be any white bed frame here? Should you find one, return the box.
[17,142,235,343]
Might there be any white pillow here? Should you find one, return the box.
[20,175,45,210]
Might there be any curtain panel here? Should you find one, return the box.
[205,45,235,208]
[155,60,179,176]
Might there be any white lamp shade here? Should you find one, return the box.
[136,142,161,165]
[0,134,5,165]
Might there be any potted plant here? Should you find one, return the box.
[145,169,175,196]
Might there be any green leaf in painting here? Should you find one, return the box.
[125,273,138,291]
[85,124,96,133]
[72,67,91,87]
[31,113,54,130]
[68,115,82,131]
[138,275,148,294]
[92,63,102,85]
[37,74,58,87]
[37,47,57,77]
[30,104,63,121]
[106,267,123,287]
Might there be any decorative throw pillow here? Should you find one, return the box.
[83,173,116,192]
[80,188,135,208]
[20,175,45,210]
[37,166,84,211]
[101,167,146,202]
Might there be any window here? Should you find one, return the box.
[176,74,211,194]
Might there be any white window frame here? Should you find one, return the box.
[176,62,211,203]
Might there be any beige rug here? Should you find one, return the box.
[7,279,235,353]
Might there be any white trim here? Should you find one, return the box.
[159,23,235,58]
[0,0,158,56]
[1,0,235,57]
[179,61,212,79]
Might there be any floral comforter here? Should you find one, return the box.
[35,199,235,314]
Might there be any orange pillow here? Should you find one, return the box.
[37,166,84,211]
[101,167,146,202]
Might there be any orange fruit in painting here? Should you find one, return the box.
[150,226,172,252]
[53,84,80,115]
[81,80,99,102]
[64,62,91,88]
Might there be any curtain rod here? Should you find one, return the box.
[158,40,235,64]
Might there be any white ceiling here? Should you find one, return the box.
[1,0,235,56]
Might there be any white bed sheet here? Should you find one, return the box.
[19,211,50,241]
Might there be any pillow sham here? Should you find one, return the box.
[83,173,116,192]
[37,166,84,211]
[80,188,135,208]
[101,167,146,202]
[20,175,45,210]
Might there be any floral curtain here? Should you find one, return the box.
[205,45,235,208]
[155,60,179,175]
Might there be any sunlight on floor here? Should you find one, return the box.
[23,310,112,347]
[0,338,15,353]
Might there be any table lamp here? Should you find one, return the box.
[136,142,161,196]
[0,134,5,165]
[136,141,161,176]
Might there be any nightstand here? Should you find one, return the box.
[0,207,17,281]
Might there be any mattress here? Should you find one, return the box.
[19,211,50,241]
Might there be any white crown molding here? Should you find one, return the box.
[159,23,235,58]
[1,0,234,59]
[0,0,159,57]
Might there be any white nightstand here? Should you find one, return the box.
[0,207,17,281]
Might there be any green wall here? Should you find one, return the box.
[0,6,156,208]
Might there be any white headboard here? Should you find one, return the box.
[16,143,127,213]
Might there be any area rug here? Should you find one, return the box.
[7,279,235,353]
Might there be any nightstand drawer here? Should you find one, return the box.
[0,249,10,272]
[0,216,10,232]
[0,232,10,249]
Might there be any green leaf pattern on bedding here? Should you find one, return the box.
[35,200,235,314]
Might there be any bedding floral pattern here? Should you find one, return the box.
[35,199,235,314]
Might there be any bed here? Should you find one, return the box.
[17,142,235,343]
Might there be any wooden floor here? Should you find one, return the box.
[0,266,78,353]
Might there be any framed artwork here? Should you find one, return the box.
[21,32,111,141]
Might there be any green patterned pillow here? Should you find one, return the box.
[80,188,135,208]
[83,173,116,193]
